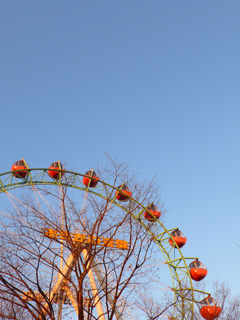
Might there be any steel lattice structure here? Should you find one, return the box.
[0,167,211,320]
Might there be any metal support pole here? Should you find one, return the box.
[92,258,124,320]
[57,289,65,320]
[42,251,77,316]
[82,248,106,320]
[65,285,79,316]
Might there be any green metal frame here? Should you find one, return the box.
[0,168,210,319]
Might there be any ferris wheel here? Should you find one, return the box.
[0,159,222,320]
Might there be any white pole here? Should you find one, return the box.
[82,248,106,320]
[65,285,79,315]
[57,290,64,320]
[92,258,124,320]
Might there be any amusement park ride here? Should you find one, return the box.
[0,159,222,320]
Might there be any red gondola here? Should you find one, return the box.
[200,296,221,320]
[11,159,28,179]
[48,161,65,180]
[189,260,208,281]
[115,184,132,201]
[169,229,187,248]
[82,170,99,188]
[144,204,161,221]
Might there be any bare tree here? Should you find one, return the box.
[0,158,163,320]
[134,290,178,320]
[210,281,240,320]
[190,281,240,320]
[147,280,240,320]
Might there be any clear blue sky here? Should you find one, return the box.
[0,0,239,302]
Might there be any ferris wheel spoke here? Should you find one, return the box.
[5,190,61,234]
[31,185,45,213]
[32,186,61,220]
[4,191,40,228]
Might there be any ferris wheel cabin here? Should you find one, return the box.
[169,229,187,248]
[144,204,161,221]
[200,296,222,320]
[115,184,132,201]
[189,260,208,281]
[48,161,65,180]
[11,159,28,179]
[82,170,99,188]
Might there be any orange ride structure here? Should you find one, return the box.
[0,159,221,320]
